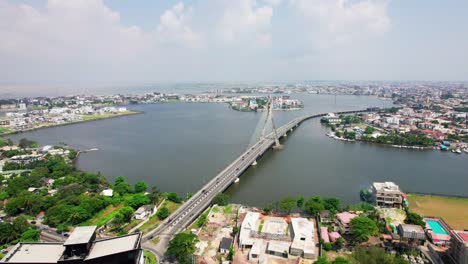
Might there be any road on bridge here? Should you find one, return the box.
[142,109,373,257]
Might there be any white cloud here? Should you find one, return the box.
[156,2,200,47]
[289,0,391,47]
[217,0,273,47]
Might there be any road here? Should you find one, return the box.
[142,110,374,256]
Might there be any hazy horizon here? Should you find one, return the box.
[1,0,468,95]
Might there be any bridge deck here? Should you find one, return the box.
[143,109,372,243]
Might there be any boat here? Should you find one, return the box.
[464,149,468,154]
[234,178,240,183]
[455,149,462,154]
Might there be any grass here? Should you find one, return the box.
[140,201,181,233]
[258,220,264,234]
[223,205,232,214]
[0,127,12,134]
[124,219,143,232]
[407,193,468,229]
[143,250,157,264]
[84,204,124,227]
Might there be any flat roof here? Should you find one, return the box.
[1,243,64,263]
[85,233,140,260]
[267,241,290,253]
[399,224,424,233]
[64,226,97,245]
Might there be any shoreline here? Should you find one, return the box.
[0,110,143,136]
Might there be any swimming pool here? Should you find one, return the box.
[426,220,448,235]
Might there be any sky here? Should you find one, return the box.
[0,0,467,93]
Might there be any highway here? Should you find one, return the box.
[142,109,373,256]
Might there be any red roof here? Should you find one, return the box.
[456,231,468,242]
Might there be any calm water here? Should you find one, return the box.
[7,95,468,206]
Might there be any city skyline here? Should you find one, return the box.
[0,0,467,94]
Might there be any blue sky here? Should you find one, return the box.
[0,0,467,90]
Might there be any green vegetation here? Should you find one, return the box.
[352,247,409,264]
[279,196,297,213]
[407,193,468,229]
[196,212,208,228]
[362,132,434,146]
[212,193,229,206]
[144,250,157,264]
[404,211,425,227]
[0,127,13,135]
[18,138,38,149]
[167,233,198,264]
[0,216,39,245]
[350,217,379,242]
[157,207,170,220]
[166,192,182,203]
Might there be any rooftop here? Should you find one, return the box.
[219,237,232,250]
[85,233,140,260]
[64,226,97,246]
[373,182,401,192]
[1,243,64,263]
[453,230,468,243]
[336,212,358,224]
[399,224,424,233]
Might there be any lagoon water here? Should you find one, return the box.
[8,94,468,206]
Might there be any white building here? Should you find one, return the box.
[101,189,113,197]
[239,212,260,248]
[290,218,316,259]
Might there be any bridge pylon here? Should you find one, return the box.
[260,96,283,150]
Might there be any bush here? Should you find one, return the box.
[166,192,182,203]
[157,207,170,220]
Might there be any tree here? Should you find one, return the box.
[20,229,40,242]
[126,193,150,209]
[167,233,198,264]
[148,186,160,203]
[323,242,333,251]
[324,197,341,212]
[114,206,134,225]
[134,181,148,193]
[13,216,30,234]
[365,126,375,134]
[114,180,132,195]
[228,246,235,261]
[19,138,38,149]
[405,211,425,227]
[279,196,296,213]
[296,196,305,208]
[314,256,330,264]
[232,226,239,236]
[157,207,170,220]
[68,206,92,225]
[0,223,18,244]
[336,237,345,249]
[166,192,182,203]
[212,193,229,206]
[304,197,325,215]
[350,217,379,242]
[197,213,208,227]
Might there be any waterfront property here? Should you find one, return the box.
[397,224,426,241]
[448,230,468,264]
[238,210,318,261]
[0,226,143,264]
[335,212,358,234]
[371,182,403,208]
[424,218,452,246]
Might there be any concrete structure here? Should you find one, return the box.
[239,212,260,248]
[335,212,358,234]
[397,224,426,240]
[449,230,468,264]
[142,109,376,254]
[266,241,289,258]
[101,189,113,197]
[371,182,403,208]
[290,218,315,259]
[134,205,154,220]
[0,226,143,264]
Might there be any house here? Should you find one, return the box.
[335,212,357,234]
[239,212,260,248]
[320,227,330,243]
[448,230,468,264]
[319,210,332,223]
[290,218,315,259]
[371,182,403,208]
[0,226,143,264]
[134,205,154,220]
[219,237,232,254]
[27,187,38,193]
[329,232,341,243]
[101,189,113,197]
[266,241,289,258]
[397,224,426,240]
